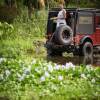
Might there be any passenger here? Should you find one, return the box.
[57,4,67,27]
[51,4,67,28]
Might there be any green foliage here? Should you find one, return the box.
[0,9,47,40]
[47,0,59,8]
[0,22,14,39]
[13,9,47,38]
[95,0,100,8]
[68,0,95,8]
[0,58,100,100]
[0,9,47,59]
[0,0,99,10]
[0,0,4,5]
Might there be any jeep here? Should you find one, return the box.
[45,8,100,56]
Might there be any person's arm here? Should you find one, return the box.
[50,17,58,20]
[50,9,66,20]
[50,15,65,20]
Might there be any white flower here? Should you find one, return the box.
[0,58,3,63]
[61,65,65,69]
[65,62,75,69]
[48,65,53,72]
[0,74,4,80]
[18,76,24,81]
[86,65,93,71]
[35,68,39,73]
[54,65,60,70]
[81,74,86,79]
[24,67,31,75]
[40,76,45,82]
[44,71,50,77]
[58,75,63,81]
[18,74,26,81]
[31,59,36,64]
[65,63,70,69]
[5,70,11,77]
[91,78,96,83]
[0,58,6,63]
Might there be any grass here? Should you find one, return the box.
[0,37,46,60]
[0,9,47,61]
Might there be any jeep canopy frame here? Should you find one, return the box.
[46,8,100,38]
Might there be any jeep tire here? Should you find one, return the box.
[55,25,73,45]
[82,42,93,57]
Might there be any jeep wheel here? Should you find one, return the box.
[55,25,73,45]
[83,42,93,57]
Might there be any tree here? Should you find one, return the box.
[95,0,100,8]
[4,0,17,8]
[23,0,35,19]
[64,0,70,7]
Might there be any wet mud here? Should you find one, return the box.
[47,54,100,66]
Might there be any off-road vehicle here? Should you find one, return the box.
[45,8,100,56]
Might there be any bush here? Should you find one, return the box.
[0,22,14,39]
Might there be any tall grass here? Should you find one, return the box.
[13,9,48,38]
[0,9,47,59]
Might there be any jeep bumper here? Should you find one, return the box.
[44,42,75,53]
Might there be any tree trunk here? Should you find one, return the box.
[27,0,34,19]
[64,0,70,7]
[4,0,17,8]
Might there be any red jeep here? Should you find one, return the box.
[45,8,100,56]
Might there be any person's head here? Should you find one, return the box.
[59,4,64,10]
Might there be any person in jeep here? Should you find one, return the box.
[51,4,67,28]
[45,8,100,57]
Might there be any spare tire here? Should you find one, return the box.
[55,25,73,45]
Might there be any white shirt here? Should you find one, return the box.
[57,9,67,27]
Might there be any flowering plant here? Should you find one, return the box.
[0,58,99,100]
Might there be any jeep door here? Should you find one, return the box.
[76,12,94,35]
[75,11,96,45]
[95,13,100,45]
